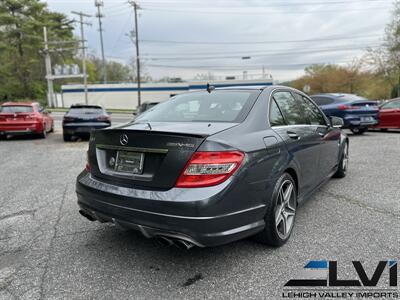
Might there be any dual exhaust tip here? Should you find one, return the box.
[79,209,195,250]
[155,236,194,250]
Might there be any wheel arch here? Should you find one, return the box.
[284,167,298,197]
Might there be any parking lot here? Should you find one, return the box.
[0,127,399,299]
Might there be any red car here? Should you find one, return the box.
[0,102,54,139]
[375,98,400,130]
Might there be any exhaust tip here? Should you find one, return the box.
[173,239,194,250]
[79,209,96,221]
[155,236,174,247]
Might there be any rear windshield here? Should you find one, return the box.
[68,107,103,114]
[136,91,259,123]
[0,106,33,113]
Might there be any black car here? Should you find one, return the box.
[135,102,160,116]
[62,104,111,141]
[76,86,348,249]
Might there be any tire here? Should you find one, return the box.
[49,123,54,133]
[350,128,366,135]
[380,128,388,132]
[38,125,47,139]
[333,142,349,178]
[254,173,297,247]
[63,133,72,142]
[0,134,6,140]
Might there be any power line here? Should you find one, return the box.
[146,60,354,70]
[141,6,391,15]
[140,44,380,61]
[140,34,381,45]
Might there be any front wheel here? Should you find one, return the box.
[333,142,348,178]
[254,173,297,247]
[350,128,366,135]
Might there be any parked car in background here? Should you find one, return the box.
[77,86,348,249]
[62,104,111,141]
[310,93,379,135]
[135,102,160,116]
[374,98,400,130]
[0,102,53,139]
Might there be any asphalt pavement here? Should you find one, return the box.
[0,127,399,299]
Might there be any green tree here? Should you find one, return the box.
[0,0,75,103]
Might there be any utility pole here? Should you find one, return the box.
[42,28,85,108]
[128,1,141,107]
[72,11,92,105]
[95,0,107,84]
[43,27,55,108]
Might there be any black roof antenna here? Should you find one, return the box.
[206,83,215,93]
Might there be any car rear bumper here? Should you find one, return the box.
[343,115,378,128]
[0,122,43,135]
[63,123,110,135]
[76,171,266,247]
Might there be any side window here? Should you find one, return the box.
[295,94,327,126]
[269,98,286,126]
[273,91,307,125]
[382,101,400,109]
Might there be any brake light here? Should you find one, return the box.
[63,116,75,122]
[175,151,244,188]
[97,115,111,121]
[338,104,360,110]
[85,152,91,172]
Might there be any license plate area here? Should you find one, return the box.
[114,151,144,175]
[360,116,374,122]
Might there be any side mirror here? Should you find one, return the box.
[330,116,344,128]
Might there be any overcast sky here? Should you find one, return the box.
[43,0,394,82]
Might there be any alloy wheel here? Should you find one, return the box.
[275,180,296,240]
[342,143,349,172]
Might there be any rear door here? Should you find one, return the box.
[270,90,322,196]
[294,93,340,179]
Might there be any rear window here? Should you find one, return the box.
[310,96,335,106]
[0,106,33,113]
[136,91,259,123]
[68,107,103,114]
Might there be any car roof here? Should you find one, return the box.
[216,85,269,90]
[70,104,103,109]
[1,102,37,106]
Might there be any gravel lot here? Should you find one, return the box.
[0,128,399,300]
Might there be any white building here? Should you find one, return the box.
[60,79,274,109]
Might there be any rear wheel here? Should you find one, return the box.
[49,122,54,133]
[63,133,72,142]
[0,134,6,140]
[254,173,297,247]
[380,128,388,132]
[350,128,366,135]
[38,125,47,139]
[333,142,348,178]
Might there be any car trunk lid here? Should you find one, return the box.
[90,122,238,190]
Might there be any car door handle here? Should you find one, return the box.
[287,131,300,140]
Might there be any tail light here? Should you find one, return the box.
[63,116,75,122]
[338,104,360,110]
[175,151,244,188]
[97,115,111,122]
[85,151,91,172]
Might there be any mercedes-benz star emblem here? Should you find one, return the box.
[120,134,128,146]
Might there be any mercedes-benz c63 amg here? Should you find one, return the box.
[76,86,348,249]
